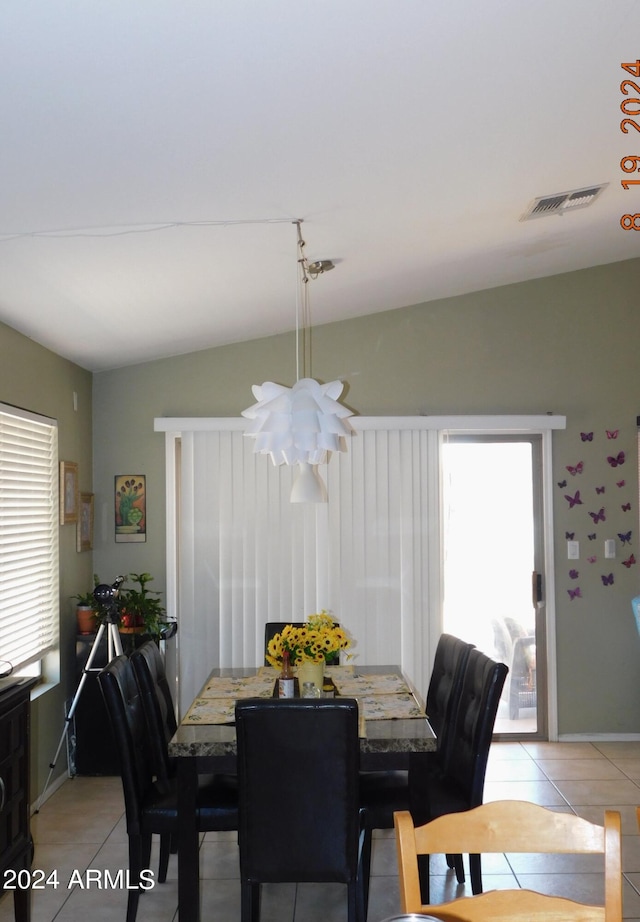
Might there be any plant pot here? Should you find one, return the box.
[76,605,96,635]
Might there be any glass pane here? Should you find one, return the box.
[442,439,538,734]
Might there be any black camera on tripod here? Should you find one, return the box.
[93,575,125,624]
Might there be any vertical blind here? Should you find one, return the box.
[0,403,59,671]
[173,422,440,714]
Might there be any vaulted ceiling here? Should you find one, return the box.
[1,1,638,371]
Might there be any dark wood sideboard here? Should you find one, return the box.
[0,678,37,922]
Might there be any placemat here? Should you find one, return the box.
[358,693,425,721]
[183,697,236,724]
[199,674,275,699]
[331,672,411,697]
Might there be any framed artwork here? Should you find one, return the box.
[115,474,146,543]
[59,461,79,525]
[77,492,94,552]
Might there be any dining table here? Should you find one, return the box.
[168,663,436,921]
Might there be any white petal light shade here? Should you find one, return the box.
[242,377,353,466]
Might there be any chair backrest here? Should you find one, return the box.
[235,698,361,883]
[264,621,340,666]
[130,640,176,791]
[97,655,154,836]
[444,647,508,805]
[394,800,622,921]
[425,633,473,754]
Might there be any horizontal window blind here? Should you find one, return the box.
[0,403,59,671]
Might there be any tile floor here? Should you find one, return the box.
[3,739,640,921]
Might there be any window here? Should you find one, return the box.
[0,403,59,673]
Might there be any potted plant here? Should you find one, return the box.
[119,572,168,639]
[73,574,106,634]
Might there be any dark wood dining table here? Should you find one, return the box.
[168,664,436,921]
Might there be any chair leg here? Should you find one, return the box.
[158,833,171,883]
[453,853,465,884]
[470,853,483,894]
[127,833,152,922]
[358,827,372,922]
[241,880,260,922]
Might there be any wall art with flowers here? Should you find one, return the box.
[115,475,146,543]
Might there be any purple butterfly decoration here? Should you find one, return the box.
[587,555,597,563]
[601,573,614,586]
[567,587,582,600]
[596,486,605,494]
[569,569,579,579]
[607,451,625,467]
[618,531,632,545]
[565,491,582,508]
[622,503,631,512]
[566,462,583,476]
[606,429,619,439]
[557,479,567,488]
[580,432,593,442]
[565,531,575,540]
[588,533,597,540]
[616,480,626,488]
[588,508,606,524]
[623,554,636,568]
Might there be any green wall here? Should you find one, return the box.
[0,320,93,796]
[92,256,640,737]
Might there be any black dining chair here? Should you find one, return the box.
[358,634,474,897]
[359,634,474,827]
[130,640,177,792]
[98,655,238,922]
[235,697,367,922]
[409,647,509,897]
[264,621,341,666]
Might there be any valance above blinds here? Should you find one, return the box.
[0,403,59,672]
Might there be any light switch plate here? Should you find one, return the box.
[567,540,579,559]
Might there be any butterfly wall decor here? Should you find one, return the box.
[601,573,614,586]
[557,479,567,488]
[587,556,597,563]
[569,569,579,579]
[580,432,593,442]
[566,462,584,475]
[618,531,632,545]
[567,587,582,600]
[606,429,619,439]
[622,503,631,512]
[565,491,582,508]
[596,486,605,494]
[588,508,606,524]
[623,554,636,568]
[616,480,626,488]
[607,451,625,467]
[588,533,597,540]
[565,531,575,540]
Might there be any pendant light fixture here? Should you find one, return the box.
[242,220,353,502]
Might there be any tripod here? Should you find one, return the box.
[36,579,124,811]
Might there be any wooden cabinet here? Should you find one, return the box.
[0,679,36,922]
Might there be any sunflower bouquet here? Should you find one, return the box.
[266,611,351,669]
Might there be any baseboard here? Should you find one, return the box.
[558,732,640,742]
[31,770,68,813]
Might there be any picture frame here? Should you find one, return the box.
[59,461,79,525]
[115,474,146,543]
[77,492,94,552]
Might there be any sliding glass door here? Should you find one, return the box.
[441,435,546,737]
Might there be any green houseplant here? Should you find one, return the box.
[119,572,168,639]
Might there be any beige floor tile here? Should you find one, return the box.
[574,804,640,836]
[482,779,568,805]
[612,759,640,780]
[537,758,630,781]
[522,741,604,759]
[595,742,640,759]
[551,778,640,806]
[515,871,604,903]
[487,742,531,761]
[485,759,547,781]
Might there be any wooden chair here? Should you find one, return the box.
[394,800,623,922]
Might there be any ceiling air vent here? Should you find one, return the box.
[520,183,608,221]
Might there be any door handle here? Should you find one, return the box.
[532,571,543,606]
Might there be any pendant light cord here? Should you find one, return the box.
[294,219,312,382]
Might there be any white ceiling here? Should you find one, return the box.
[1,1,639,372]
